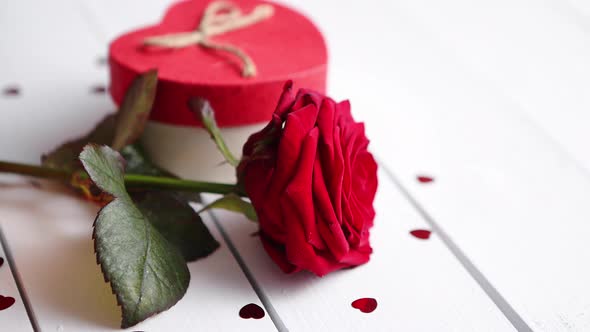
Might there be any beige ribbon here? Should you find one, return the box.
[144,1,274,78]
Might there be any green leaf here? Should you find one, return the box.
[200,193,258,222]
[42,70,158,173]
[42,68,199,203]
[121,144,201,203]
[80,144,190,328]
[112,69,158,151]
[42,115,116,173]
[188,98,239,167]
[120,143,175,177]
[132,191,219,261]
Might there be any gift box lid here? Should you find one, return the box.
[109,0,328,127]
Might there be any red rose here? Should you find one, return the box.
[238,82,378,276]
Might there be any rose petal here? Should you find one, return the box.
[317,99,344,222]
[313,158,349,260]
[335,100,355,127]
[243,160,286,243]
[282,197,331,276]
[260,233,298,274]
[293,89,324,110]
[268,104,319,197]
[285,128,324,250]
[274,80,296,118]
[339,244,372,266]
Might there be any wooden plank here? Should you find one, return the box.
[0,221,35,332]
[204,171,516,331]
[0,0,275,330]
[6,0,587,330]
[0,0,114,164]
[83,0,518,329]
[395,0,590,173]
[0,176,275,331]
[330,3,590,330]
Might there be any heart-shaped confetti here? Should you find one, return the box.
[410,229,432,240]
[2,86,20,96]
[351,298,377,313]
[91,85,107,94]
[239,303,265,319]
[417,175,434,183]
[0,295,15,311]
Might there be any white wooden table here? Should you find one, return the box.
[0,0,589,331]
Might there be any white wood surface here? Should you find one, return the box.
[204,172,516,332]
[81,1,522,329]
[0,217,34,332]
[1,0,589,331]
[397,0,590,174]
[0,0,113,164]
[0,0,274,330]
[0,176,274,331]
[317,1,590,331]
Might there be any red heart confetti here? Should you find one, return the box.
[239,303,265,319]
[0,257,4,267]
[410,229,432,240]
[351,298,377,313]
[91,85,107,94]
[417,175,434,183]
[0,295,15,311]
[2,86,20,96]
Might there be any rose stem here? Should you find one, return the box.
[124,174,240,195]
[0,160,242,196]
[0,161,71,181]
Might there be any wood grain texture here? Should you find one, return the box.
[0,177,275,331]
[0,223,34,332]
[398,0,590,175]
[204,172,516,332]
[0,0,275,330]
[0,0,114,164]
[322,2,590,330]
[1,0,588,330]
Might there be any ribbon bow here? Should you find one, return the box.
[144,1,274,77]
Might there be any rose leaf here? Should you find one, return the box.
[132,191,219,261]
[200,193,258,222]
[112,69,158,151]
[42,69,158,172]
[120,143,175,177]
[42,114,116,173]
[80,144,190,328]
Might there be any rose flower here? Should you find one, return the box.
[237,81,378,276]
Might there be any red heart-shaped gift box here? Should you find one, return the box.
[110,0,327,127]
[109,0,327,180]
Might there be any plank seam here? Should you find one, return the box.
[378,159,533,332]
[76,0,109,45]
[397,0,590,191]
[207,210,286,332]
[71,2,284,329]
[0,225,40,332]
